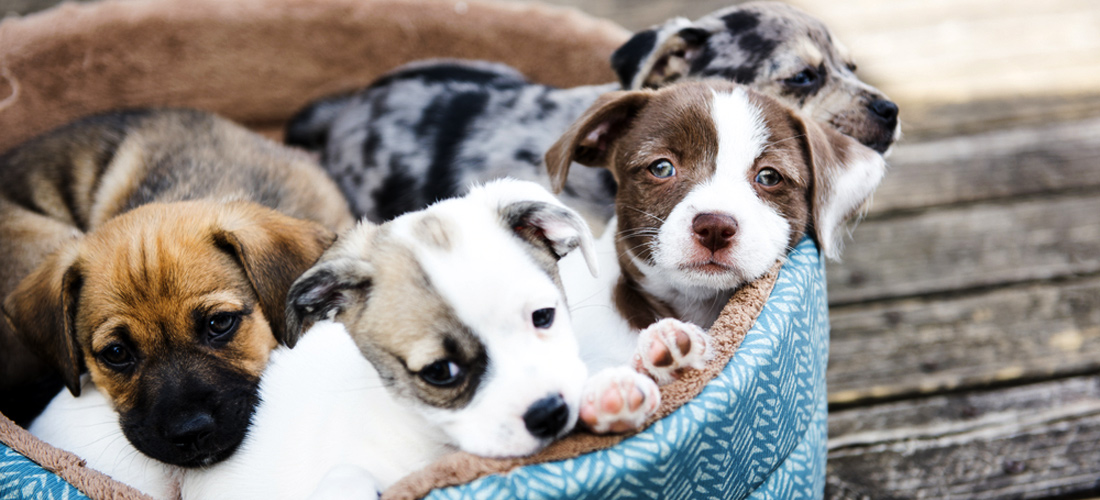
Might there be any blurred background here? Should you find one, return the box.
[3,0,1099,498]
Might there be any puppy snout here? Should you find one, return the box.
[166,411,216,449]
[868,98,899,126]
[523,394,570,439]
[692,213,738,253]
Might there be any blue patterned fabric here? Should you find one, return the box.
[428,236,829,500]
[0,445,90,500]
[0,237,827,500]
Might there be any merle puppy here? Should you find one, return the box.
[286,2,899,225]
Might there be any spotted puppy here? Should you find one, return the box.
[549,80,886,432]
[286,1,898,226]
[181,180,596,499]
[3,109,353,466]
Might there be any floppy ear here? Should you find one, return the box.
[544,90,652,194]
[611,18,712,90]
[213,205,337,348]
[2,244,86,396]
[795,114,887,260]
[285,223,377,342]
[501,200,598,278]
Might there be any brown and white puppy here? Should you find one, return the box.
[0,109,353,466]
[546,80,885,431]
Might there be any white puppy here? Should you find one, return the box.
[183,179,596,498]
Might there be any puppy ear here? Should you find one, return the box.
[213,205,336,348]
[795,114,886,260]
[285,223,377,341]
[2,244,86,396]
[611,17,711,90]
[502,200,598,277]
[544,90,652,194]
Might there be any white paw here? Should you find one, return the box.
[579,366,661,434]
[308,464,379,500]
[633,318,713,385]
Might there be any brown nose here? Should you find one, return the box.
[692,213,737,253]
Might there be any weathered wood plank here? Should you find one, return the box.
[827,376,1100,500]
[871,117,1100,215]
[828,275,1100,405]
[898,93,1100,141]
[828,193,1100,304]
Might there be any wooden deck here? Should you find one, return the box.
[537,0,1100,498]
[4,0,1099,498]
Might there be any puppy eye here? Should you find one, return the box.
[783,67,818,87]
[419,360,465,387]
[755,168,783,187]
[99,344,135,370]
[846,62,858,72]
[206,312,241,342]
[532,308,555,329]
[647,159,676,179]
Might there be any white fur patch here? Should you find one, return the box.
[816,146,886,260]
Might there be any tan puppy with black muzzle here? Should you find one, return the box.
[0,109,353,467]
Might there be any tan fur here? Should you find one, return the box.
[293,221,488,411]
[0,109,351,426]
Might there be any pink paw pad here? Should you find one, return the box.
[634,318,713,385]
[579,367,661,434]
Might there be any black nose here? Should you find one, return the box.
[166,412,216,449]
[692,213,738,253]
[869,98,899,124]
[523,394,570,439]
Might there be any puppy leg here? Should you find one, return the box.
[579,367,661,434]
[634,318,713,385]
[307,464,379,500]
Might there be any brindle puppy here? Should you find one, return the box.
[0,109,353,466]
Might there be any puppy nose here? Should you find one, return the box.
[692,213,737,253]
[869,98,899,124]
[167,412,216,449]
[523,394,570,439]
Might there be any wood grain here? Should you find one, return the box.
[872,118,1100,215]
[828,193,1100,304]
[827,376,1100,499]
[828,275,1100,405]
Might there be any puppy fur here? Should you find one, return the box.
[549,80,885,429]
[181,180,596,499]
[285,1,898,226]
[1,109,353,464]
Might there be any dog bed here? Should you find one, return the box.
[0,0,829,498]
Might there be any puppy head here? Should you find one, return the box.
[288,180,594,458]
[2,201,334,466]
[610,1,899,154]
[546,81,884,295]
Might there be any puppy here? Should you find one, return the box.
[546,80,886,431]
[285,1,898,225]
[179,180,596,499]
[1,109,353,465]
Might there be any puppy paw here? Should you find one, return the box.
[579,367,661,434]
[633,318,713,385]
